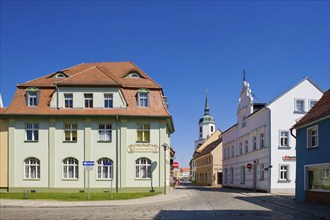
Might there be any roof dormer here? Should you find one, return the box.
[51,71,68,78]
[125,71,144,79]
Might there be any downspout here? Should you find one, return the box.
[290,127,296,139]
[54,83,59,110]
[116,115,119,192]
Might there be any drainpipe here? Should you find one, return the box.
[54,83,59,110]
[116,115,119,192]
[290,127,296,139]
[267,108,272,193]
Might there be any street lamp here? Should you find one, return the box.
[162,143,168,194]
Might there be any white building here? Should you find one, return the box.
[222,76,323,193]
[1,62,174,193]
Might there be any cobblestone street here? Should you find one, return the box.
[1,183,329,220]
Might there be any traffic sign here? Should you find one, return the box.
[103,161,112,166]
[83,161,95,166]
[246,163,253,169]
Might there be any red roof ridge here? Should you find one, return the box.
[56,65,98,83]
[95,65,121,85]
[129,61,162,88]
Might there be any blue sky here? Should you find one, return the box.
[1,1,329,168]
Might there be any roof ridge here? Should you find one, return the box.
[55,66,98,84]
[129,61,162,88]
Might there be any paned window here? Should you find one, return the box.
[104,94,113,108]
[97,158,113,179]
[62,157,78,179]
[84,94,93,108]
[307,125,318,148]
[98,124,111,141]
[135,158,151,178]
[138,92,149,107]
[279,165,289,181]
[239,142,243,155]
[307,164,330,190]
[24,157,40,179]
[253,136,257,150]
[295,99,305,113]
[137,124,150,142]
[309,100,318,110]
[27,92,38,106]
[64,123,77,142]
[245,140,248,153]
[64,94,73,108]
[26,123,39,141]
[230,167,234,183]
[260,133,265,148]
[280,130,289,147]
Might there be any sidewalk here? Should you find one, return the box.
[241,191,330,220]
[0,187,189,208]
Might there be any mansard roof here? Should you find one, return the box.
[294,89,330,129]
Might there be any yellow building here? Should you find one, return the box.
[194,130,222,186]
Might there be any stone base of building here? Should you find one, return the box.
[306,191,330,206]
[270,188,295,194]
[7,187,167,193]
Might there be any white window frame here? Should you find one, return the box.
[84,93,93,108]
[26,123,39,141]
[97,158,113,179]
[27,91,38,106]
[309,99,318,110]
[62,157,78,179]
[98,124,112,142]
[260,133,265,148]
[307,125,318,149]
[135,157,151,179]
[245,140,248,154]
[137,124,150,142]
[260,164,265,180]
[279,130,290,147]
[253,136,257,150]
[64,123,78,142]
[279,164,289,181]
[24,157,40,179]
[104,93,113,108]
[138,92,149,107]
[294,98,305,113]
[230,167,234,183]
[239,142,243,155]
[64,93,73,108]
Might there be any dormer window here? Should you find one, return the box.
[130,73,139,78]
[52,71,67,78]
[137,89,149,107]
[125,71,144,79]
[26,87,39,106]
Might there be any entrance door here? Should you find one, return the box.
[217,172,222,184]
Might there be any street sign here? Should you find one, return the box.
[83,161,95,166]
[246,163,253,169]
[103,161,112,166]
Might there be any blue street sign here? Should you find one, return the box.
[103,161,112,166]
[82,161,95,166]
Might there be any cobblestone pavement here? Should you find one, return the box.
[1,183,329,220]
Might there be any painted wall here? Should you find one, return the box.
[295,118,330,202]
[0,119,8,189]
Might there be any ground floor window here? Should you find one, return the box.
[62,157,78,179]
[97,158,113,179]
[307,164,330,191]
[24,157,40,179]
[240,166,245,184]
[230,167,234,183]
[279,165,289,181]
[136,158,151,178]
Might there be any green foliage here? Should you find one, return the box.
[0,191,160,201]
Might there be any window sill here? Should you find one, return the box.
[62,178,79,181]
[97,141,112,143]
[277,180,291,183]
[96,178,113,181]
[135,178,151,180]
[23,178,40,181]
[294,111,306,114]
[63,141,77,143]
[24,140,39,143]
[278,146,291,149]
[136,141,150,144]
[307,146,319,150]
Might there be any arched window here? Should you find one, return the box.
[62,157,78,179]
[135,158,151,179]
[24,157,40,179]
[97,158,113,179]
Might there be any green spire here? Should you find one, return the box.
[204,89,210,115]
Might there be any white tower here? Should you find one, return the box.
[194,91,216,149]
[237,70,253,127]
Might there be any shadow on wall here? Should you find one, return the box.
[153,210,272,220]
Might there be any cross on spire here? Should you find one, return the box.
[204,89,210,115]
[243,68,246,82]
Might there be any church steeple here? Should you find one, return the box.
[204,90,210,115]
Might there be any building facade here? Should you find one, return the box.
[0,108,8,191]
[0,62,174,192]
[194,130,222,186]
[293,89,330,205]
[222,76,323,193]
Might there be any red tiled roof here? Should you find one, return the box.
[2,62,172,125]
[194,137,222,159]
[294,89,330,128]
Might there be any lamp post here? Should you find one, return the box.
[162,143,168,194]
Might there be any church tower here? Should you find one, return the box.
[194,91,216,149]
[237,69,253,127]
